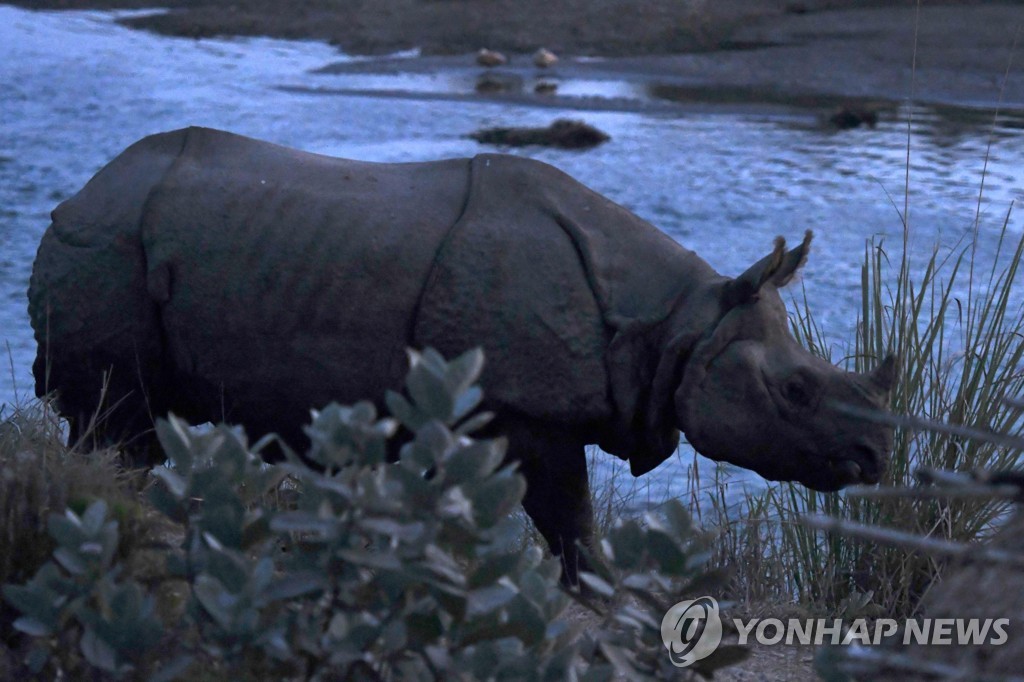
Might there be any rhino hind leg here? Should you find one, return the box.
[502,418,596,586]
[37,345,167,468]
[30,232,169,469]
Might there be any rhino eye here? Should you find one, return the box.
[783,376,815,407]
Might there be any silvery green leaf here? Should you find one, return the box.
[407,364,455,422]
[79,541,103,557]
[608,521,645,570]
[469,473,527,527]
[155,416,194,471]
[621,573,654,591]
[12,616,52,637]
[148,483,186,523]
[382,619,407,653]
[250,431,279,454]
[518,571,548,607]
[358,518,425,542]
[211,427,250,476]
[684,550,712,571]
[151,467,188,500]
[503,596,547,646]
[424,644,451,673]
[445,439,505,483]
[25,646,50,674]
[618,605,659,630]
[468,552,521,588]
[250,557,275,593]
[3,583,58,625]
[52,547,86,576]
[327,612,349,640]
[544,618,569,641]
[110,581,149,622]
[578,573,615,599]
[150,655,194,682]
[240,514,272,550]
[193,575,235,629]
[454,410,495,437]
[439,486,473,522]
[661,500,694,539]
[205,546,250,594]
[202,531,224,552]
[541,646,575,681]
[425,544,465,585]
[534,556,563,583]
[47,513,83,549]
[80,500,108,537]
[386,390,426,430]
[262,571,327,602]
[466,583,517,617]
[643,528,686,573]
[415,420,455,460]
[336,548,402,571]
[420,347,448,374]
[350,400,377,423]
[518,545,543,572]
[375,416,399,438]
[577,544,615,583]
[270,512,338,538]
[581,665,614,682]
[445,347,485,396]
[80,626,119,672]
[451,386,482,422]
[597,641,640,678]
[611,612,647,637]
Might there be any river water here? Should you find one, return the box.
[2,6,1022,506]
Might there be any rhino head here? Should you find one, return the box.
[675,232,895,492]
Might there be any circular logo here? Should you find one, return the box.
[661,596,723,667]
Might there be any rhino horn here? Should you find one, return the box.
[723,231,813,308]
[869,353,897,393]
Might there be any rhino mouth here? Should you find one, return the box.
[835,459,863,482]
[808,446,882,492]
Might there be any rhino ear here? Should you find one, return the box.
[722,231,813,309]
[772,230,813,288]
[869,353,897,393]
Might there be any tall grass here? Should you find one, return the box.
[703,0,1024,619]
[710,208,1024,617]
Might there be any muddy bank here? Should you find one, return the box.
[10,1,1024,112]
[3,0,996,57]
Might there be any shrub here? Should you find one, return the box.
[4,348,744,680]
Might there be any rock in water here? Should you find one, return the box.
[470,119,610,149]
[475,48,508,67]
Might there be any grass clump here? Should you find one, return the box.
[0,403,149,588]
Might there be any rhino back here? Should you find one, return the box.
[141,128,470,428]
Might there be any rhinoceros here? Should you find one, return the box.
[29,126,894,581]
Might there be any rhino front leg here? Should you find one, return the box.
[502,418,596,586]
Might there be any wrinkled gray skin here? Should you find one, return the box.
[29,127,895,583]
